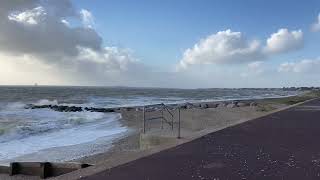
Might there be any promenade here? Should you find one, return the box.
[83,98,320,180]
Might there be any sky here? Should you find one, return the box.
[0,0,320,88]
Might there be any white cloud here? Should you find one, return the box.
[265,28,303,54]
[80,9,94,28]
[177,29,263,70]
[240,61,265,78]
[177,28,304,70]
[311,13,320,32]
[0,0,147,86]
[248,61,264,74]
[278,59,320,73]
[0,53,66,85]
[61,19,70,26]
[8,6,46,25]
[278,62,296,73]
[2,1,102,58]
[76,46,138,71]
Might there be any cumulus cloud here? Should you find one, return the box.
[248,61,264,73]
[278,58,320,73]
[1,1,102,57]
[311,13,320,32]
[178,28,304,70]
[61,19,70,26]
[76,46,139,72]
[8,6,46,25]
[0,0,142,85]
[265,28,303,54]
[177,29,263,70]
[240,61,265,78]
[80,9,94,28]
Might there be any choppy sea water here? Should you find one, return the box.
[0,86,299,164]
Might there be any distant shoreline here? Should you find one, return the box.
[0,84,311,91]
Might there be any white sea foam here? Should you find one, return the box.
[0,101,128,164]
[0,114,127,164]
[34,99,59,106]
[34,99,93,108]
[0,102,115,141]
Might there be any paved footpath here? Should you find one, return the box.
[83,99,320,180]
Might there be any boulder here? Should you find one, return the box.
[59,106,68,112]
[207,103,218,108]
[250,102,258,107]
[125,107,135,111]
[200,103,209,109]
[186,103,194,109]
[219,102,228,107]
[227,103,238,108]
[26,103,116,113]
[66,106,82,112]
[237,102,249,107]
[105,108,115,112]
[179,105,187,109]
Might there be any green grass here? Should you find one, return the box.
[255,90,320,112]
[255,104,277,112]
[271,90,320,105]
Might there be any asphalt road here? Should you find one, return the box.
[83,99,320,180]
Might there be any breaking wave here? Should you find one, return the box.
[0,100,123,143]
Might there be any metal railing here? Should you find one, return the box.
[142,103,181,138]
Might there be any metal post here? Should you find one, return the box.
[9,162,19,176]
[143,106,146,134]
[161,108,164,129]
[171,113,174,131]
[178,108,181,139]
[40,162,51,179]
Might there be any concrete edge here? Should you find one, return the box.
[51,97,319,180]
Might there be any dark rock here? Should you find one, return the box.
[250,102,258,107]
[104,108,115,112]
[207,103,218,108]
[186,103,195,109]
[25,103,118,113]
[227,103,238,108]
[125,107,135,111]
[238,102,249,107]
[219,102,228,107]
[200,103,209,109]
[179,105,187,109]
[66,106,83,112]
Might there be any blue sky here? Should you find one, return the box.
[0,0,320,87]
[74,0,320,67]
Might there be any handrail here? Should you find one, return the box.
[142,103,181,138]
[160,103,174,118]
[162,116,173,126]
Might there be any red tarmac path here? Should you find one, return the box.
[83,99,320,180]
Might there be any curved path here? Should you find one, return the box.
[83,99,320,180]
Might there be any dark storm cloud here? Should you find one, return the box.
[0,0,102,62]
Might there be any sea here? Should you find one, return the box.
[0,86,299,164]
